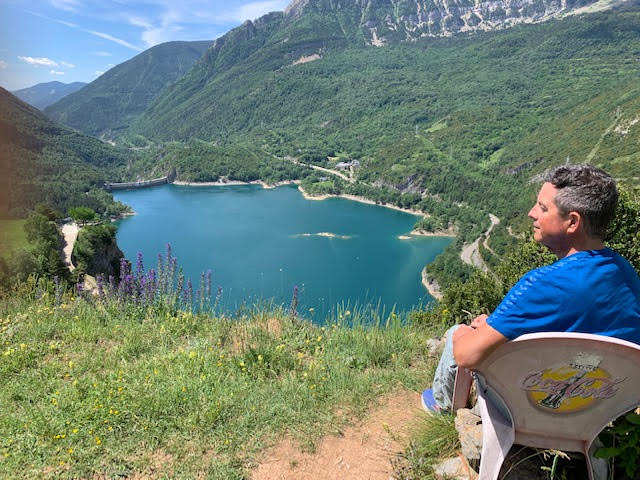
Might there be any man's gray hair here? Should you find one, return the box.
[543,164,618,239]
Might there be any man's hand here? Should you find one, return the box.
[453,315,507,369]
[470,314,488,329]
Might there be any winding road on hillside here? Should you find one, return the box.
[460,213,500,272]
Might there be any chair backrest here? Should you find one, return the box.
[474,332,640,451]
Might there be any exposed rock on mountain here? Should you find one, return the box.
[283,0,605,45]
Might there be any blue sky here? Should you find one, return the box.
[0,0,291,91]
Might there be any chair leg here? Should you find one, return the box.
[584,451,594,480]
[452,367,473,413]
[477,392,514,480]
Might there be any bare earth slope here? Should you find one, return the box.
[252,390,420,480]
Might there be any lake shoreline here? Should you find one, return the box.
[173,179,301,189]
[298,186,456,238]
[114,179,455,239]
[298,187,424,217]
[421,267,443,300]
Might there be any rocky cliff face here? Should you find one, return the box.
[284,0,605,45]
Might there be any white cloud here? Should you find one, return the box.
[18,56,59,67]
[233,0,289,22]
[94,70,104,76]
[91,51,113,57]
[49,0,82,12]
[60,61,76,68]
[50,70,65,75]
[0,61,7,69]
[24,9,142,52]
[126,15,153,29]
[25,9,78,27]
[115,1,288,48]
[141,26,183,48]
[87,29,143,51]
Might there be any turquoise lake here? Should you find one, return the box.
[114,184,452,317]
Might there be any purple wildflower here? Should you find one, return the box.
[119,257,129,282]
[169,256,177,287]
[290,285,299,318]
[109,275,116,295]
[206,270,212,299]
[157,253,164,293]
[145,270,156,304]
[53,275,62,305]
[136,252,144,279]
[186,278,193,309]
[96,273,105,301]
[177,269,184,296]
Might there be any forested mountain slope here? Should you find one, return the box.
[132,7,640,203]
[0,88,131,218]
[12,81,87,110]
[125,4,640,286]
[44,41,212,139]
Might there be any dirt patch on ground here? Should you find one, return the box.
[251,390,420,480]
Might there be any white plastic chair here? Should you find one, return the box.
[452,332,640,480]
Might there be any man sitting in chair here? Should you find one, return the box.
[422,164,640,412]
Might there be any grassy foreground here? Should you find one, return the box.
[0,284,439,479]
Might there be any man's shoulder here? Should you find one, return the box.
[522,248,639,294]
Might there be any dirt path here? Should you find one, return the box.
[62,222,79,271]
[460,214,499,272]
[251,390,420,480]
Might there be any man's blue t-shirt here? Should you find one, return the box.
[487,248,640,344]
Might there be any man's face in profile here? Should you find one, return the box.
[528,182,571,253]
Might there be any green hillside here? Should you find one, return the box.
[44,41,212,138]
[132,7,640,213]
[6,2,639,287]
[0,88,131,218]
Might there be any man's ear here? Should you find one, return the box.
[566,211,582,233]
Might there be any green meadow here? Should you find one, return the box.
[0,285,441,479]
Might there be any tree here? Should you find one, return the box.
[69,206,97,226]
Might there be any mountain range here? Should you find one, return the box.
[4,0,638,284]
[44,40,212,139]
[12,81,87,110]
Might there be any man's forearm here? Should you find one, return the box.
[452,317,508,369]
